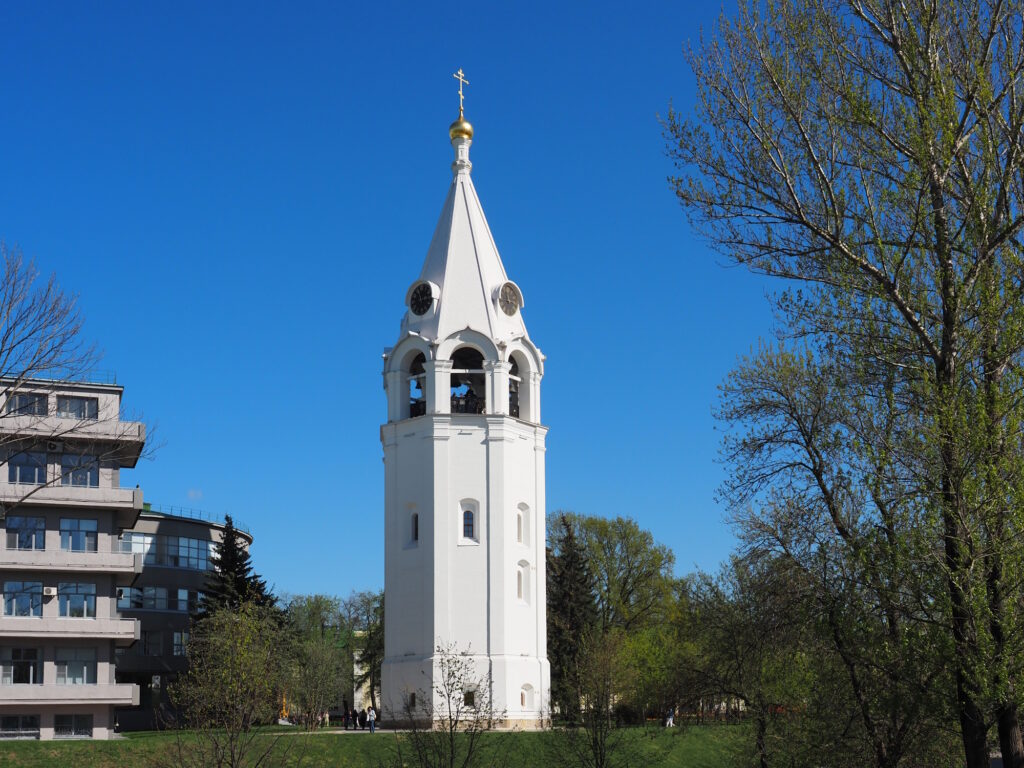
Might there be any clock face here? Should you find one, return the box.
[410,283,433,316]
[498,283,519,316]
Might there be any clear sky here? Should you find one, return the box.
[0,1,774,596]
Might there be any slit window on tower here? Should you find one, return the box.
[463,510,475,540]
[412,513,419,543]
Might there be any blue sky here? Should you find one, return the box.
[0,1,774,596]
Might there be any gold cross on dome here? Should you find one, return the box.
[453,68,469,113]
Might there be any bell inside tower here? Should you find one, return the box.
[450,347,486,414]
[407,353,426,417]
[509,358,521,418]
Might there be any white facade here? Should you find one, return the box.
[381,113,550,727]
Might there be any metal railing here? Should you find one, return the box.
[141,503,250,534]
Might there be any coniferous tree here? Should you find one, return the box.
[547,513,598,724]
[200,515,273,616]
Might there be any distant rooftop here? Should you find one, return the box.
[141,502,251,537]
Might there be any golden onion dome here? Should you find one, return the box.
[449,111,473,140]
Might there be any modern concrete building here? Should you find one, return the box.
[380,100,550,727]
[114,505,251,731]
[0,378,146,739]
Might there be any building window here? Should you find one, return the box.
[117,586,167,610]
[0,648,41,685]
[6,393,47,416]
[517,504,530,546]
[56,396,98,420]
[411,513,419,543]
[173,631,189,657]
[2,582,42,617]
[167,537,214,570]
[0,714,40,739]
[61,454,98,487]
[55,648,97,685]
[121,532,156,564]
[54,714,92,739]
[58,583,96,618]
[60,519,97,552]
[521,685,533,709]
[517,561,530,604]
[409,692,416,709]
[463,510,474,540]
[464,690,476,708]
[172,588,202,613]
[8,452,46,485]
[141,630,163,656]
[4,517,44,550]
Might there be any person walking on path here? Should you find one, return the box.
[359,708,367,730]
[368,705,376,734]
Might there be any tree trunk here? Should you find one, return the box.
[998,703,1024,768]
[755,709,769,768]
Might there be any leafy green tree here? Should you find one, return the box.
[545,631,636,768]
[667,1,1024,765]
[161,603,292,768]
[562,513,674,632]
[547,513,599,723]
[283,594,349,730]
[201,515,272,615]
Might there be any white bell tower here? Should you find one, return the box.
[380,82,550,727]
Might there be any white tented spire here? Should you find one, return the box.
[402,118,529,345]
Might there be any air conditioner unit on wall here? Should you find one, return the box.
[42,587,57,597]
[46,441,63,453]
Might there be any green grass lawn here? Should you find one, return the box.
[0,723,747,768]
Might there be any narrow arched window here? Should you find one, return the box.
[518,503,530,546]
[411,513,419,542]
[463,510,474,540]
[521,690,526,707]
[517,560,530,603]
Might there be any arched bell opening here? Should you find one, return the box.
[508,350,534,422]
[450,347,486,414]
[406,352,426,418]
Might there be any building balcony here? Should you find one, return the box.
[0,617,140,646]
[0,416,145,465]
[0,683,139,707]
[0,485,143,528]
[0,546,141,585]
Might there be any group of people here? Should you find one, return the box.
[341,704,377,733]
